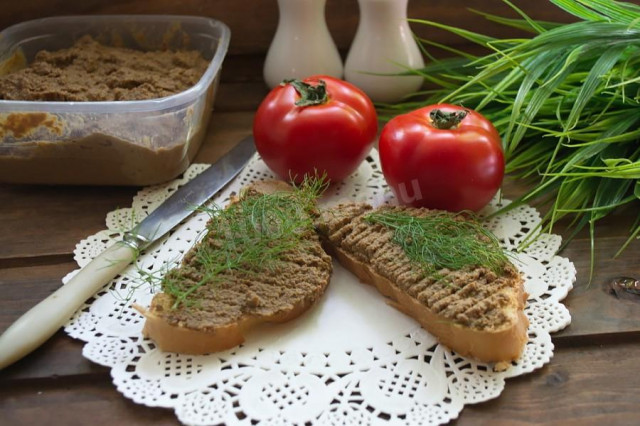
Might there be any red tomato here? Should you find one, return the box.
[379,104,504,212]
[253,75,378,183]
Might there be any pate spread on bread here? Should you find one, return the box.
[317,202,528,364]
[135,180,332,354]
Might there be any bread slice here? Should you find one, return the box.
[317,202,528,364]
[135,180,332,354]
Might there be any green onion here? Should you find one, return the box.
[381,0,640,280]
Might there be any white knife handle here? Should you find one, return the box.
[0,242,137,370]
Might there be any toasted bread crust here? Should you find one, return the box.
[324,243,528,363]
[134,294,314,354]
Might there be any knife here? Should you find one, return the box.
[0,135,256,370]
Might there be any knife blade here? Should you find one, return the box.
[0,135,256,370]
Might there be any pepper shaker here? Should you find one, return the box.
[345,0,424,103]
[263,0,343,88]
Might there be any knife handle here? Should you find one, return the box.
[0,242,137,370]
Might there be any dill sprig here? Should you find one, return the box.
[161,177,327,309]
[365,211,511,277]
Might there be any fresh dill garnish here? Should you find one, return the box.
[161,176,328,309]
[364,211,510,278]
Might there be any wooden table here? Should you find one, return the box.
[2,2,640,423]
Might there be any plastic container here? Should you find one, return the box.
[0,15,230,186]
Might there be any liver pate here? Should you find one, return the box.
[317,203,522,331]
[0,37,213,185]
[0,35,208,101]
[147,182,333,333]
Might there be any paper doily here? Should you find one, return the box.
[64,150,575,425]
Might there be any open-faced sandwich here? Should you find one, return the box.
[135,180,332,354]
[317,202,528,364]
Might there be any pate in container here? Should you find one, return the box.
[0,15,230,186]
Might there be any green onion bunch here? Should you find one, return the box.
[382,0,640,272]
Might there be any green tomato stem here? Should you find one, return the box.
[283,78,329,107]
[429,109,468,130]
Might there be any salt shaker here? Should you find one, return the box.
[345,0,424,103]
[263,0,343,88]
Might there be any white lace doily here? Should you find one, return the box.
[64,150,575,425]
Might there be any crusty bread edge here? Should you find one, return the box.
[133,296,318,355]
[323,243,529,364]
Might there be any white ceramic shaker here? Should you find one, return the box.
[263,0,343,89]
[345,0,424,103]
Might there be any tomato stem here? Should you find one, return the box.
[282,79,329,107]
[429,109,468,130]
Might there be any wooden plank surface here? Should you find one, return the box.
[556,233,640,339]
[458,338,640,425]
[0,186,136,262]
